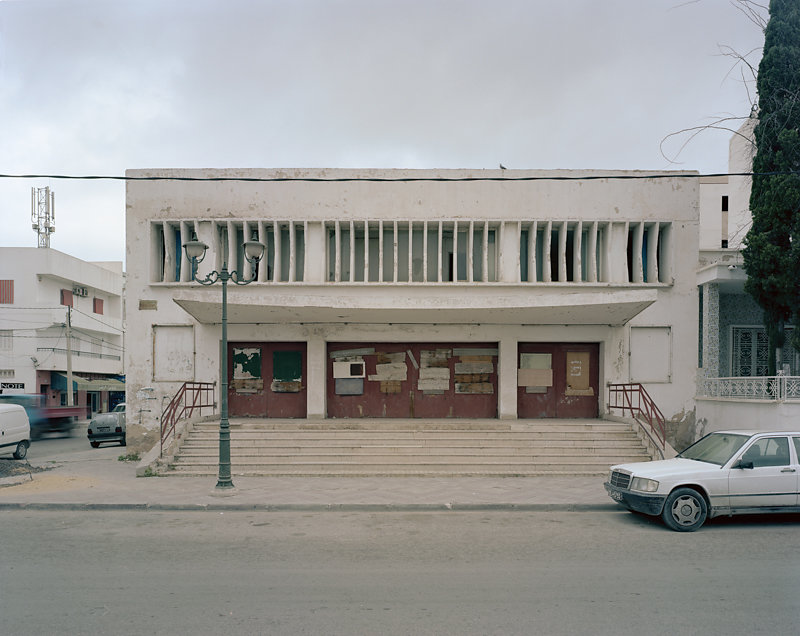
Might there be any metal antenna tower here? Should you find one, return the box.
[31,186,56,248]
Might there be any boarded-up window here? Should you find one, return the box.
[519,353,552,394]
[152,325,194,381]
[273,351,302,381]
[93,298,104,315]
[630,326,672,383]
[0,280,13,304]
[272,350,302,393]
[232,347,262,394]
[60,289,73,307]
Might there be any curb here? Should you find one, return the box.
[0,474,36,488]
[0,502,619,512]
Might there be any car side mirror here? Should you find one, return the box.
[733,459,754,470]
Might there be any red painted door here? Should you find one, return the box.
[228,342,307,418]
[326,343,498,418]
[517,343,599,418]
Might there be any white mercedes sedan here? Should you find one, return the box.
[605,431,800,531]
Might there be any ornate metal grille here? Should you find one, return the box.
[698,375,800,401]
[733,327,781,377]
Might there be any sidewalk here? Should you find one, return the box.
[0,450,615,512]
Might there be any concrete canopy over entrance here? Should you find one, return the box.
[173,287,656,326]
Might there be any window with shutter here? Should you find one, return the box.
[0,280,13,304]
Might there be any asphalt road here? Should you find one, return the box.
[0,422,106,478]
[2,508,799,635]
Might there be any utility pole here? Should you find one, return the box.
[65,306,74,406]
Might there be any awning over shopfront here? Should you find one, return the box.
[172,286,657,327]
[52,373,125,392]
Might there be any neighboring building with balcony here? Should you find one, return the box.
[124,168,700,449]
[696,118,800,440]
[0,247,125,416]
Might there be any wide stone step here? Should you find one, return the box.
[185,432,639,447]
[181,444,644,457]
[163,417,653,477]
[173,453,648,466]
[192,421,635,433]
[167,463,620,477]
[187,432,640,443]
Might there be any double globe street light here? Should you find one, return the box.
[183,234,266,490]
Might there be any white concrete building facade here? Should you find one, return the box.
[0,248,125,415]
[125,168,699,448]
[696,119,800,439]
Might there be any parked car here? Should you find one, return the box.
[0,404,31,459]
[87,403,126,448]
[605,430,800,531]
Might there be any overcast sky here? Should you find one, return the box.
[1,0,766,265]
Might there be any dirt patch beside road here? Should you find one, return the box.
[0,472,99,493]
[0,458,50,480]
[0,459,101,493]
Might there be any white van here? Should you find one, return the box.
[0,403,31,459]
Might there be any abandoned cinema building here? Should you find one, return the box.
[123,167,699,468]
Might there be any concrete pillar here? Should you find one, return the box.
[498,337,518,419]
[498,221,521,283]
[608,222,629,283]
[701,283,720,378]
[304,222,327,283]
[306,337,326,419]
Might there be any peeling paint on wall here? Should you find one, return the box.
[232,347,263,394]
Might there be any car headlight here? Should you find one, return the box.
[630,477,659,493]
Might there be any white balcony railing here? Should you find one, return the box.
[698,376,800,401]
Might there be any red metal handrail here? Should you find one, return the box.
[607,383,666,456]
[160,381,217,456]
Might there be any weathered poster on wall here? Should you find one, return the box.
[520,353,551,394]
[565,351,593,396]
[232,347,263,394]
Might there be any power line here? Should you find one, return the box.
[1,171,799,183]
[1,306,123,333]
[71,306,124,333]
[70,327,125,352]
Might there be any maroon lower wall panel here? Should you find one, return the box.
[227,341,307,418]
[517,343,599,419]
[327,342,498,419]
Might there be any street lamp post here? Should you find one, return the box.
[183,235,265,490]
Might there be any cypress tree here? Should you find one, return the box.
[742,0,800,373]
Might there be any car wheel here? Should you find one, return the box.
[13,440,29,460]
[120,436,126,447]
[90,441,100,448]
[662,487,708,532]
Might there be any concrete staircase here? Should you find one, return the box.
[165,418,652,477]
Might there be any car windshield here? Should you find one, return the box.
[113,404,125,412]
[678,432,750,466]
